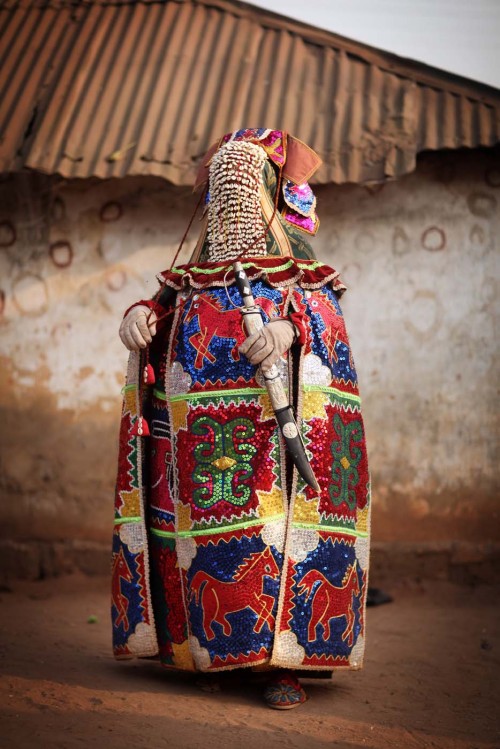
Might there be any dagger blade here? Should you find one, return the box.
[233,262,320,492]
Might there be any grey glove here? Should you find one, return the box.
[239,319,296,372]
[119,305,157,351]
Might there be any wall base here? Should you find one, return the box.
[1,538,499,587]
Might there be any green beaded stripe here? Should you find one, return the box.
[136,385,356,411]
[169,259,323,276]
[150,513,284,538]
[114,516,142,524]
[292,522,368,538]
[169,387,269,403]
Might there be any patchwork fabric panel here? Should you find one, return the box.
[149,532,194,670]
[271,284,370,668]
[173,395,284,528]
[112,353,158,658]
[112,524,156,657]
[171,282,285,390]
[273,531,367,669]
[147,393,175,534]
[112,273,370,672]
[185,529,284,670]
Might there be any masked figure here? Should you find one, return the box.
[112,129,371,709]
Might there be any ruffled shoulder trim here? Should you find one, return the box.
[157,257,346,295]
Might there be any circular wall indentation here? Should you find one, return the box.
[466,192,497,218]
[421,226,446,252]
[105,267,127,291]
[329,230,340,251]
[49,240,73,268]
[485,167,500,188]
[469,224,485,245]
[0,220,16,247]
[404,290,442,340]
[100,202,123,222]
[392,226,410,256]
[480,278,496,306]
[12,272,49,317]
[339,262,362,286]
[469,224,492,257]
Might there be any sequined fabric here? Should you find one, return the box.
[283,209,319,235]
[223,128,286,167]
[112,267,371,673]
[283,180,316,217]
[203,128,320,244]
[282,180,320,236]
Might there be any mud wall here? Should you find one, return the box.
[0,148,498,576]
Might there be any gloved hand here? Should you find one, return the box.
[239,319,296,372]
[119,305,157,351]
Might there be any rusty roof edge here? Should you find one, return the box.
[3,0,500,106]
[208,0,500,104]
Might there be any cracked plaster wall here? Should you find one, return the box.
[0,148,498,549]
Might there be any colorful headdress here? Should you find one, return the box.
[195,128,322,236]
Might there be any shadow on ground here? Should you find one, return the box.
[0,574,499,749]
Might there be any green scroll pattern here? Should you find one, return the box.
[330,413,363,510]
[191,415,257,508]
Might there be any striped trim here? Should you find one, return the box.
[292,522,369,538]
[150,513,284,538]
[114,516,142,525]
[169,259,323,276]
[304,384,361,406]
[157,385,355,406]
[170,387,268,403]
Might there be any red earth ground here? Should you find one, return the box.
[0,573,499,749]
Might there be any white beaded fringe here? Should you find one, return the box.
[206,140,268,261]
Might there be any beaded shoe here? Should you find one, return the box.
[263,670,307,710]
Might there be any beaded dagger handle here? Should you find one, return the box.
[233,261,320,492]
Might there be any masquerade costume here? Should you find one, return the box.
[112,129,371,680]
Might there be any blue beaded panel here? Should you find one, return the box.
[111,529,148,648]
[290,537,364,659]
[186,533,283,664]
[283,180,316,217]
[298,285,358,384]
[173,281,285,388]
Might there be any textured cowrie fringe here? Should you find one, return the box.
[206,140,268,261]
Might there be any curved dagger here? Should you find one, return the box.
[233,261,320,492]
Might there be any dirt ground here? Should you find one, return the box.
[0,574,499,749]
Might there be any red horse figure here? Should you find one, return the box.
[297,563,360,646]
[112,547,133,631]
[189,547,280,640]
[184,292,279,369]
[307,293,352,367]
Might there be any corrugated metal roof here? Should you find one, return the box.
[1,0,499,184]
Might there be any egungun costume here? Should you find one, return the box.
[112,129,371,684]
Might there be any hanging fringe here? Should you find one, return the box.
[143,363,155,385]
[131,415,150,437]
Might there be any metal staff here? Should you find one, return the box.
[233,261,320,492]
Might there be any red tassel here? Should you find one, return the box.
[131,416,150,437]
[143,363,155,385]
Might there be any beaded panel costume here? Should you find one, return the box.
[112,129,371,672]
